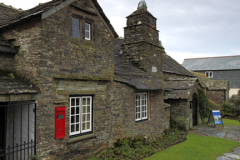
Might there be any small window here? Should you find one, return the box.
[69,96,92,136]
[205,71,213,78]
[135,92,148,121]
[72,18,80,38]
[85,23,91,40]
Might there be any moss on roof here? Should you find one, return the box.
[191,71,228,90]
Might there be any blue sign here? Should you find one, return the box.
[212,110,223,125]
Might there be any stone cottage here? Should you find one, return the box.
[191,72,229,104]
[114,1,203,131]
[0,0,203,159]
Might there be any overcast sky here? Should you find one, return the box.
[1,0,240,63]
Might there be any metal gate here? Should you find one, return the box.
[0,102,36,160]
[192,94,198,126]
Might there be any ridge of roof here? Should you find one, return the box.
[184,55,240,60]
[0,0,118,38]
[0,0,60,28]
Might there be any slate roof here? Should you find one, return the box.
[163,53,194,77]
[0,3,22,25]
[114,38,167,90]
[206,80,229,90]
[0,0,118,38]
[182,55,240,71]
[0,77,39,94]
[165,78,197,90]
[164,89,192,100]
[164,78,197,100]
[0,36,17,54]
[191,72,229,90]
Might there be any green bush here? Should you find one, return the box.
[198,88,210,119]
[221,101,240,118]
[89,130,186,160]
[209,99,221,110]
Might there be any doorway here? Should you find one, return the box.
[192,94,198,126]
[0,101,36,160]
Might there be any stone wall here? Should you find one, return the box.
[122,9,164,79]
[207,90,226,104]
[47,80,112,159]
[122,42,164,79]
[166,100,192,131]
[110,82,170,143]
[125,10,159,46]
[1,0,115,159]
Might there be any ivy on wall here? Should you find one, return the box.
[198,88,210,119]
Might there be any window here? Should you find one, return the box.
[135,92,148,121]
[72,17,80,38]
[85,23,91,40]
[205,71,213,78]
[69,96,92,136]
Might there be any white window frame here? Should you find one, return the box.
[69,96,92,136]
[85,23,91,40]
[135,92,148,121]
[205,71,213,78]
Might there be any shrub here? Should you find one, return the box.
[198,88,210,119]
[221,101,240,118]
[209,99,221,110]
[89,130,187,160]
[230,90,240,109]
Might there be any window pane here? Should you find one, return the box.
[85,32,90,39]
[82,123,85,130]
[87,106,90,113]
[76,98,80,106]
[87,98,90,105]
[85,23,90,31]
[76,115,79,123]
[142,106,145,112]
[72,18,80,38]
[71,125,74,132]
[71,116,75,123]
[82,114,86,122]
[87,114,90,121]
[83,98,86,105]
[71,107,75,115]
[87,122,90,129]
[76,32,80,38]
[76,124,79,132]
[76,107,79,114]
[82,106,86,113]
[71,98,75,106]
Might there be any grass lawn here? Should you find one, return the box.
[222,118,240,126]
[144,133,239,160]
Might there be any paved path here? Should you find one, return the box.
[189,125,240,160]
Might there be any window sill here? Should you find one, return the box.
[135,119,151,124]
[67,133,96,143]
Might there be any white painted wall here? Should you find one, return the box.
[229,88,240,97]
